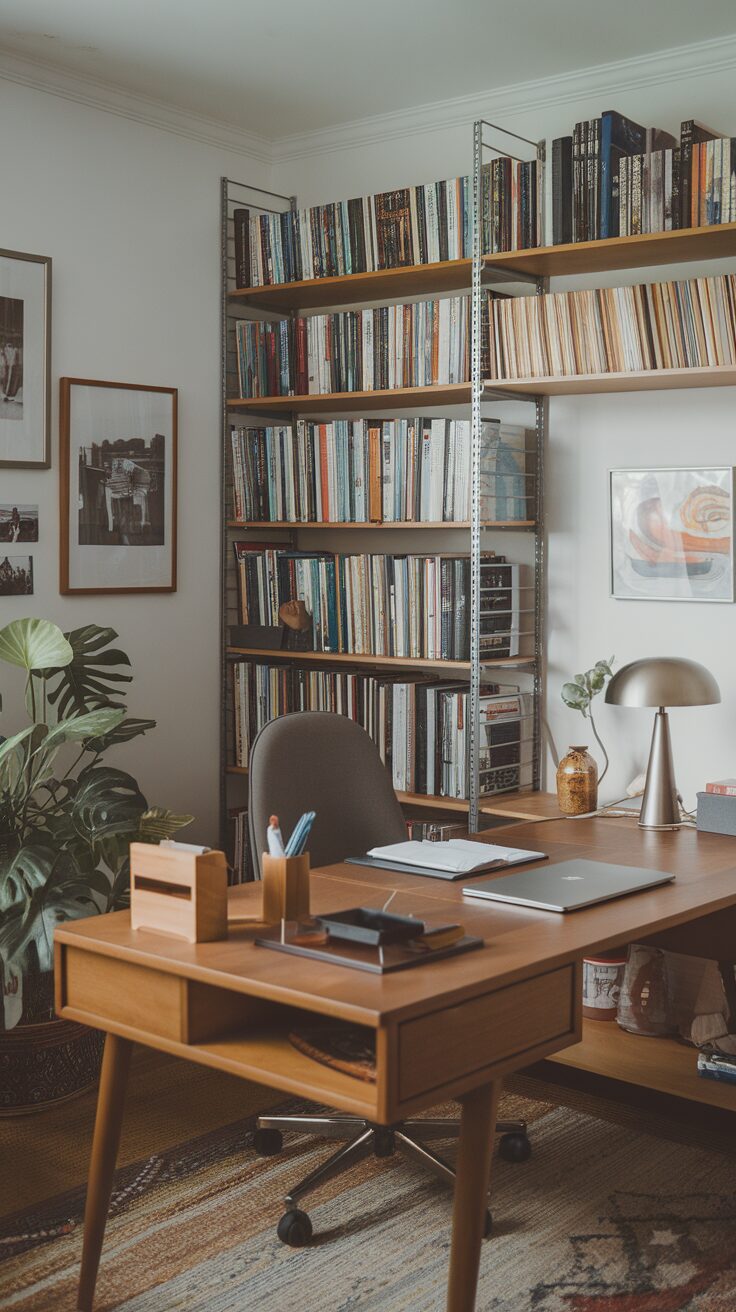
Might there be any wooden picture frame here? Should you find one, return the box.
[0,248,51,468]
[60,378,178,594]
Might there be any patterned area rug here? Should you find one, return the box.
[2,1088,736,1311]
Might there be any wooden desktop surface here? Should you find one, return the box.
[55,815,736,1312]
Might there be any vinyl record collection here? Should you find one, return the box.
[487,273,736,379]
[231,660,533,800]
[230,419,534,525]
[232,545,521,662]
[235,297,471,398]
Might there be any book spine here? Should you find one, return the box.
[233,209,250,289]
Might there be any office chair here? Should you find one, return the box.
[248,711,531,1246]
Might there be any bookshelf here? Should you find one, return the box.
[220,122,736,872]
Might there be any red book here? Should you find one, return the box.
[705,779,736,796]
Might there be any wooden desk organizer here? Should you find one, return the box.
[130,843,228,943]
[262,852,310,923]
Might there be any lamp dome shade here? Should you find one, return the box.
[605,658,720,708]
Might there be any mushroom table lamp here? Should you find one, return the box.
[605,658,720,830]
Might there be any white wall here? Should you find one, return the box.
[272,52,736,809]
[0,77,269,842]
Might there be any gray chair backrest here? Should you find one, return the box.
[248,712,407,878]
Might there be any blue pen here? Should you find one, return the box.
[286,811,316,857]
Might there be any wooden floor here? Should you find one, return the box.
[0,1050,283,1216]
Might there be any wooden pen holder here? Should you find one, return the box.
[261,852,311,924]
[130,843,228,944]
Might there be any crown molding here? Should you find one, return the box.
[272,31,736,163]
[0,47,271,164]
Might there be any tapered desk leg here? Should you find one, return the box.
[77,1033,133,1312]
[446,1080,500,1312]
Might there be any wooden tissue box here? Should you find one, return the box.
[130,842,228,943]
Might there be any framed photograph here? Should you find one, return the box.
[0,555,33,596]
[610,466,734,603]
[0,503,38,543]
[0,249,51,468]
[60,378,177,594]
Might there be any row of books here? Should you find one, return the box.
[233,161,542,289]
[229,420,534,525]
[235,297,471,398]
[552,112,735,244]
[231,660,533,799]
[486,274,736,379]
[233,544,521,661]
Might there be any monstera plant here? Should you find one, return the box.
[0,617,192,1039]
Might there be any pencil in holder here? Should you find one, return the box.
[261,852,311,924]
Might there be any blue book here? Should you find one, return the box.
[600,110,647,239]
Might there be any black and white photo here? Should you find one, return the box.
[60,378,177,593]
[0,503,39,543]
[0,250,51,468]
[0,554,33,596]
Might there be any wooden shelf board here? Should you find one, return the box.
[485,366,736,396]
[396,790,559,820]
[227,384,472,415]
[226,766,249,775]
[227,646,535,672]
[229,258,472,311]
[549,1018,736,1112]
[483,222,736,278]
[227,520,535,530]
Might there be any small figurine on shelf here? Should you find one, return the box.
[279,598,312,651]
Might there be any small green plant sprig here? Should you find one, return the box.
[561,656,615,782]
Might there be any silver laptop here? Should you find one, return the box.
[462,859,675,912]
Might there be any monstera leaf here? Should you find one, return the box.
[86,717,157,755]
[46,625,133,717]
[71,766,148,844]
[0,843,59,912]
[0,849,105,971]
[0,619,73,673]
[138,806,193,844]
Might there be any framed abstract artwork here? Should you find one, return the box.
[60,378,177,594]
[610,466,734,603]
[0,249,51,468]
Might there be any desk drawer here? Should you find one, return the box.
[398,965,578,1102]
[62,947,186,1041]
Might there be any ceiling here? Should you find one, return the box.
[1,0,736,141]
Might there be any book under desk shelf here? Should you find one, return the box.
[546,1018,736,1114]
[226,646,535,673]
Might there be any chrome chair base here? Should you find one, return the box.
[254,1112,531,1245]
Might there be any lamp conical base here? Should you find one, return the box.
[639,709,680,830]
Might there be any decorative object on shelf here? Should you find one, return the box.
[0,616,192,1112]
[130,842,228,944]
[279,599,312,651]
[605,657,720,829]
[0,503,38,543]
[556,746,598,816]
[616,944,676,1037]
[59,378,177,594]
[0,554,33,596]
[582,952,628,1021]
[0,248,50,469]
[560,655,614,787]
[610,467,734,603]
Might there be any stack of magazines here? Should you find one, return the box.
[697,1045,736,1085]
[487,273,736,379]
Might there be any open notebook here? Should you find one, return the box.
[346,838,547,882]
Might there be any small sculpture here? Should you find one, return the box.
[279,598,312,651]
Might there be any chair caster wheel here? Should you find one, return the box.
[484,1209,493,1238]
[277,1208,313,1247]
[253,1127,283,1156]
[498,1131,531,1163]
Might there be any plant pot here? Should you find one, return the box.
[0,971,104,1115]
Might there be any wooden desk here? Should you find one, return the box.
[55,815,736,1312]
